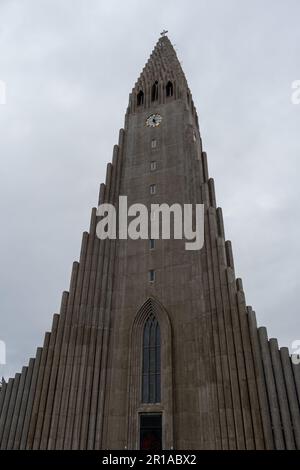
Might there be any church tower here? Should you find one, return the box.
[1,34,300,450]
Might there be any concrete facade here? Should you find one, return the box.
[1,35,300,449]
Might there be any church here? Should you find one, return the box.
[0,34,300,450]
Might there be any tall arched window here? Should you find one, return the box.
[137,90,144,106]
[166,81,173,97]
[151,81,159,102]
[142,315,161,403]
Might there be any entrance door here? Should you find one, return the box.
[140,413,162,450]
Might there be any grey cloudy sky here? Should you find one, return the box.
[0,0,300,379]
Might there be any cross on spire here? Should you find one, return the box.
[160,29,168,37]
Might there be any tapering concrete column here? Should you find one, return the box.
[1,373,21,449]
[33,314,59,449]
[269,339,295,449]
[258,328,284,449]
[26,333,51,449]
[0,382,7,417]
[20,348,42,449]
[280,347,300,449]
[247,309,273,449]
[14,358,35,449]
[7,366,27,449]
[0,378,14,444]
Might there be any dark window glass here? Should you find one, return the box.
[142,315,161,403]
[137,90,144,106]
[151,81,159,101]
[166,81,173,97]
[140,414,162,450]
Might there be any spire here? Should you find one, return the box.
[128,34,198,122]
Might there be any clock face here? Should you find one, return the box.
[146,113,162,127]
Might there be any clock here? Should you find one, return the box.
[146,114,162,127]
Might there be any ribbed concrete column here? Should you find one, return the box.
[26,332,51,449]
[269,339,295,449]
[49,233,88,449]
[40,291,69,449]
[206,205,228,448]
[234,287,264,449]
[0,382,7,417]
[216,234,247,449]
[280,347,300,449]
[64,208,98,449]
[54,233,89,449]
[202,203,227,449]
[292,362,300,404]
[7,366,28,449]
[0,373,21,449]
[20,348,42,449]
[70,211,102,449]
[0,378,14,445]
[258,328,284,449]
[201,152,209,181]
[207,208,236,449]
[247,310,273,449]
[95,147,122,449]
[33,314,59,449]
[13,357,35,449]
[85,153,119,449]
[79,184,106,449]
